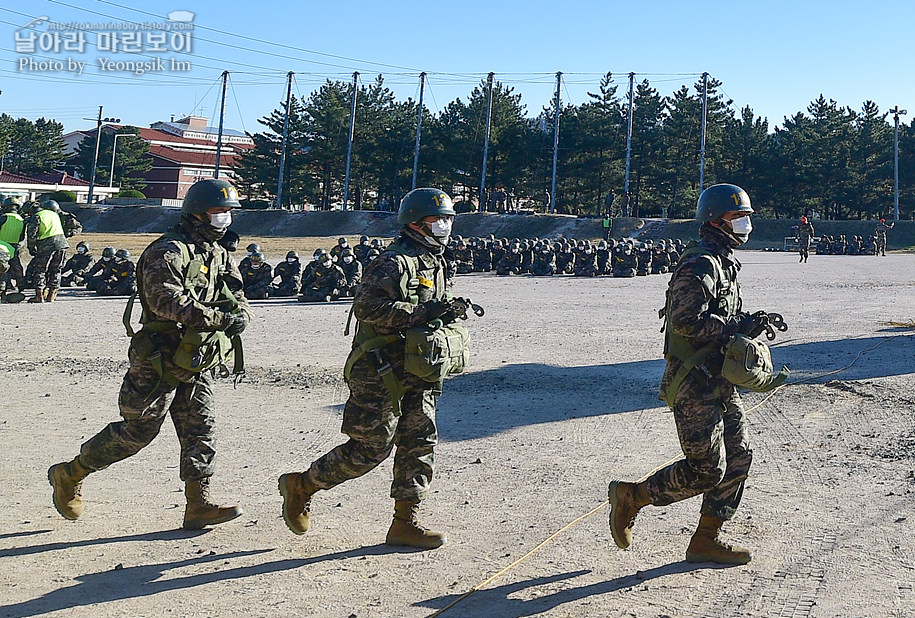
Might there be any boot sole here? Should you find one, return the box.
[686,551,752,565]
[385,535,446,549]
[47,465,81,521]
[607,481,630,550]
[182,507,243,530]
[277,474,308,535]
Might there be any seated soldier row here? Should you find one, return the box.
[815,234,877,256]
[451,235,687,278]
[54,242,137,296]
[238,236,381,302]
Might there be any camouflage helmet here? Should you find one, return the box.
[341,248,354,258]
[77,240,90,251]
[338,237,347,245]
[250,251,264,263]
[396,188,455,225]
[286,250,299,260]
[115,248,131,260]
[182,179,240,215]
[42,199,61,212]
[102,246,116,258]
[696,184,753,223]
[246,243,261,253]
[313,248,327,259]
[366,248,380,260]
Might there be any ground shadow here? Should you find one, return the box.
[0,528,211,559]
[417,562,731,618]
[439,334,913,442]
[0,530,53,541]
[0,542,406,617]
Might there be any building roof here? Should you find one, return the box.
[31,171,90,186]
[155,121,248,138]
[147,143,241,167]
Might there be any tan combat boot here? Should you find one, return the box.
[608,480,650,549]
[277,471,318,535]
[48,456,92,520]
[385,500,446,549]
[46,288,59,302]
[28,287,45,303]
[182,477,243,530]
[686,515,753,565]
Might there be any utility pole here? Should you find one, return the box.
[623,72,634,216]
[343,71,359,210]
[550,71,562,214]
[698,71,709,191]
[214,70,228,178]
[480,72,494,212]
[411,72,426,190]
[891,106,907,222]
[85,105,119,204]
[276,71,294,209]
[108,132,135,188]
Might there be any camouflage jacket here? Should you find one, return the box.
[62,252,94,277]
[659,227,746,398]
[137,215,248,333]
[352,230,448,339]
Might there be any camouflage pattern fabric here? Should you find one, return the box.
[96,260,137,296]
[495,251,522,275]
[299,262,346,301]
[60,252,95,287]
[648,226,752,521]
[241,263,273,299]
[77,215,248,481]
[271,260,303,296]
[30,248,67,290]
[307,230,448,502]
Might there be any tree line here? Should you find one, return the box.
[235,73,915,220]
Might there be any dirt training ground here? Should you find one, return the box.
[1,246,914,618]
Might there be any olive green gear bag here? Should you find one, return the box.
[403,320,470,384]
[721,334,789,392]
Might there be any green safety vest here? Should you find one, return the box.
[0,213,24,245]
[660,246,741,407]
[36,210,64,240]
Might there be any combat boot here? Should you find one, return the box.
[608,480,650,550]
[46,288,59,302]
[182,477,243,530]
[48,456,92,520]
[385,500,446,549]
[686,515,753,565]
[28,287,45,303]
[277,471,318,535]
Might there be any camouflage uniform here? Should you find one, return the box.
[875,221,893,256]
[241,261,273,299]
[78,215,250,482]
[96,259,137,296]
[299,260,346,302]
[85,258,116,293]
[796,220,814,262]
[271,259,303,297]
[308,230,447,501]
[648,227,752,520]
[26,209,69,292]
[495,247,523,275]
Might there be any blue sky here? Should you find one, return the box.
[1,0,912,136]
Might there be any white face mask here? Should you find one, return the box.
[78,247,87,254]
[343,256,354,264]
[729,215,753,236]
[209,211,232,229]
[430,218,453,238]
[287,257,296,263]
[321,259,332,267]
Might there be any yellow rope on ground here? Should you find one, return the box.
[428,333,903,617]
[879,320,915,328]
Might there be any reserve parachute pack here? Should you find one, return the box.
[343,242,471,415]
[721,334,789,392]
[122,231,243,387]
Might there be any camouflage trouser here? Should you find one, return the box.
[646,376,752,520]
[31,248,67,290]
[299,285,339,302]
[876,237,887,255]
[798,236,811,260]
[244,281,271,299]
[309,355,437,502]
[97,279,137,296]
[3,252,23,291]
[79,343,218,482]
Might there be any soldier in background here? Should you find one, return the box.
[330,237,350,262]
[61,241,95,287]
[25,200,69,303]
[495,242,523,275]
[531,244,556,276]
[795,216,814,263]
[241,252,273,300]
[85,247,117,293]
[0,197,27,299]
[238,243,260,272]
[339,248,363,297]
[271,250,303,297]
[95,249,137,296]
[353,235,372,265]
[299,252,346,302]
[875,218,894,256]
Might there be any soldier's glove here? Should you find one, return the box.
[738,311,788,341]
[223,311,249,337]
[421,300,451,321]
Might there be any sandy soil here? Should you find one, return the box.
[1,246,914,618]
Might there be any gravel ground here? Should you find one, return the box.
[1,247,914,618]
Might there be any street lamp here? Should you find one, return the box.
[890,106,907,222]
[84,106,120,204]
[109,133,136,188]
